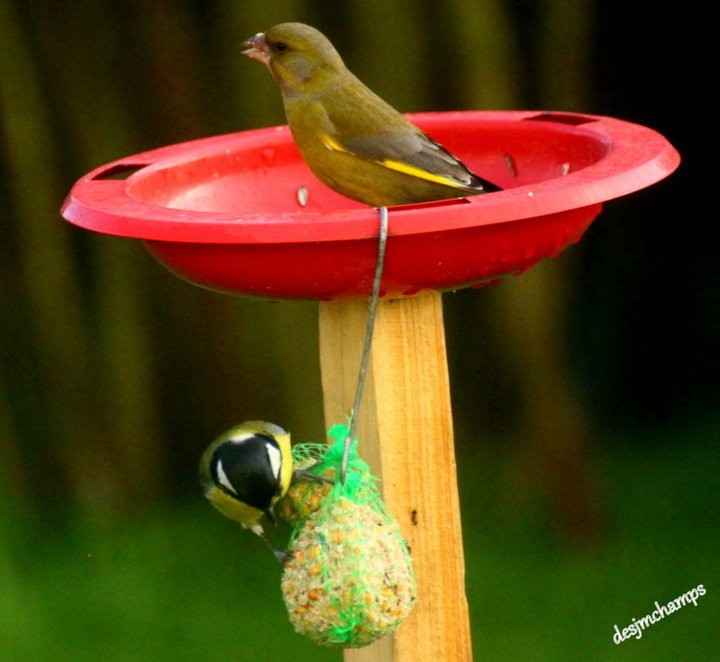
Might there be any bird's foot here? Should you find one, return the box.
[293,463,335,485]
[272,548,293,565]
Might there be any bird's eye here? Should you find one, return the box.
[273,42,288,52]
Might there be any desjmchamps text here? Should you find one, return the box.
[613,583,706,644]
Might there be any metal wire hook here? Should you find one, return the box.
[340,206,389,484]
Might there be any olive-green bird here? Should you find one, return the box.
[241,22,500,207]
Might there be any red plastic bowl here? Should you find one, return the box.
[61,111,679,300]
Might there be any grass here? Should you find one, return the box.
[464,414,719,660]
[1,416,717,661]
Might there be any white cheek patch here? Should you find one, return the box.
[215,459,237,495]
[266,444,282,480]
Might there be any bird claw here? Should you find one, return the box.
[273,548,293,565]
[293,464,335,485]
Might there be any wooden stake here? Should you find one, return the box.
[319,290,472,662]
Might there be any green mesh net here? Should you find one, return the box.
[278,424,416,648]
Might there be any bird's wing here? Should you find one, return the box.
[320,128,500,193]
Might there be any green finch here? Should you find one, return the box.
[241,22,500,207]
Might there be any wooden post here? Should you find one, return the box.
[319,290,472,662]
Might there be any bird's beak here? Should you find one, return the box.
[241,32,271,66]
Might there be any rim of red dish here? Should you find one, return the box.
[60,110,680,244]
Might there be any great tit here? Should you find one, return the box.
[199,421,293,561]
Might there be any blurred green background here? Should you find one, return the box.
[1,1,717,660]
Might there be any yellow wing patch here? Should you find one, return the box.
[320,132,467,190]
[320,132,351,154]
[380,158,468,189]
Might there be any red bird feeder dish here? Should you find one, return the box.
[61,111,679,299]
[61,109,679,660]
